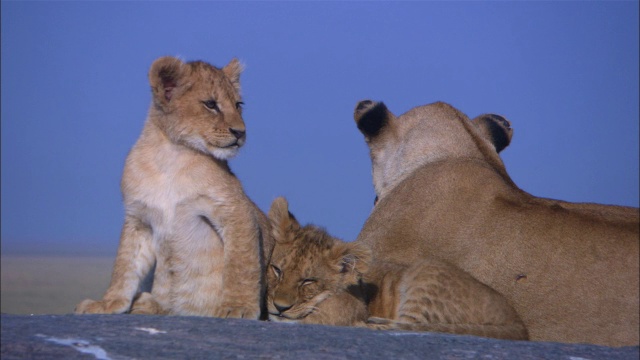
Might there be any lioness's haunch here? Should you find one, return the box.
[266,197,528,341]
[75,57,274,318]
[353,100,639,346]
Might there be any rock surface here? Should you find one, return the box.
[1,314,638,359]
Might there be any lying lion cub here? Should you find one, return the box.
[75,56,273,318]
[353,100,639,346]
[266,197,528,341]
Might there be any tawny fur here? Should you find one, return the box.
[265,197,528,341]
[353,100,639,346]
[75,56,274,319]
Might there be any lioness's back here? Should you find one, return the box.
[353,99,639,346]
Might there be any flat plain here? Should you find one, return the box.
[1,256,114,315]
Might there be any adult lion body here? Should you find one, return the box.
[353,100,639,346]
[76,57,273,318]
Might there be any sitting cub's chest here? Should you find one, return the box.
[123,144,229,234]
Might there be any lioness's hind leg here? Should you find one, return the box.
[130,292,168,315]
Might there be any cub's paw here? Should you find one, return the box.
[130,292,167,315]
[214,303,260,319]
[365,317,395,330]
[74,298,130,314]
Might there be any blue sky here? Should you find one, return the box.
[2,1,638,256]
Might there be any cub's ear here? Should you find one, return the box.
[331,242,371,284]
[354,100,395,139]
[268,197,300,244]
[148,56,188,110]
[222,58,243,93]
[472,114,513,153]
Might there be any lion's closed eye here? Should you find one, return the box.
[301,278,316,286]
[271,265,282,279]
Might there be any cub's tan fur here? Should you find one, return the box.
[266,197,528,340]
[353,100,639,346]
[75,56,274,318]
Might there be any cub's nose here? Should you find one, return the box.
[273,302,292,314]
[229,128,245,140]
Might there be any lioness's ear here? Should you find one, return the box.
[331,242,371,284]
[472,114,513,153]
[222,58,243,93]
[149,56,187,109]
[268,197,300,243]
[354,100,395,139]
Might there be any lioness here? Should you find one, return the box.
[75,56,274,318]
[353,100,639,346]
[266,197,528,340]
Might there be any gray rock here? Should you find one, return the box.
[1,314,638,359]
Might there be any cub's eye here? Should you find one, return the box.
[271,265,282,279]
[301,278,316,287]
[235,102,244,110]
[202,99,219,111]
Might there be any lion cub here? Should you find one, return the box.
[75,56,273,319]
[266,197,528,340]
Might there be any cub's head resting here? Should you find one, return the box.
[354,100,513,202]
[266,197,370,324]
[148,56,246,160]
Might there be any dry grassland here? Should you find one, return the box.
[1,256,114,314]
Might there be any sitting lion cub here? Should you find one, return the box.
[75,56,273,318]
[266,197,528,341]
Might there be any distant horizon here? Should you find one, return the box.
[1,242,117,257]
[1,256,113,315]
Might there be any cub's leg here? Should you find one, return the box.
[362,316,397,330]
[301,291,370,327]
[206,202,264,319]
[75,216,155,314]
[130,292,168,315]
[395,260,528,340]
[367,260,528,340]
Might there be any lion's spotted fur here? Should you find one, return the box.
[75,56,274,319]
[266,197,528,340]
[353,100,639,346]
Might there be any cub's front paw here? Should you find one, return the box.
[214,303,260,319]
[130,292,167,315]
[74,298,130,314]
[365,317,395,330]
